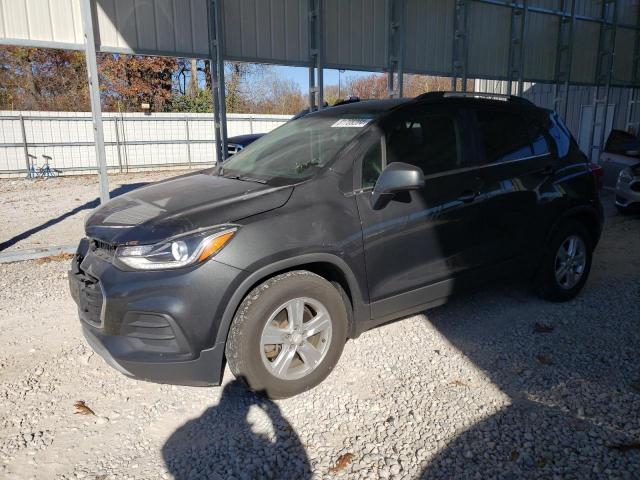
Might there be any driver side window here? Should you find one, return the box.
[361,111,463,188]
[362,136,385,189]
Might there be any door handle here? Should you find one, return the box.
[458,190,477,203]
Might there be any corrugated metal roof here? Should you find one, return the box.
[222,0,309,64]
[404,0,455,75]
[323,0,386,70]
[523,11,558,81]
[96,0,210,57]
[0,0,83,47]
[467,2,511,78]
[1,0,639,87]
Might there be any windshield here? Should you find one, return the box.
[218,113,376,182]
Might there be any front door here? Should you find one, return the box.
[354,106,487,321]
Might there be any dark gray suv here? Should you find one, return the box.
[69,93,603,398]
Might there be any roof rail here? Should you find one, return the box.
[414,91,535,107]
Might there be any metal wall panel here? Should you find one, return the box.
[221,0,309,65]
[618,0,638,24]
[527,0,561,11]
[466,1,511,78]
[1,0,640,87]
[323,0,386,70]
[570,19,599,83]
[0,0,83,47]
[613,27,635,84]
[523,11,558,81]
[95,0,210,57]
[574,0,603,19]
[403,0,454,75]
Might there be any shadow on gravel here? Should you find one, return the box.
[162,379,311,480]
[0,182,149,251]
[419,276,640,478]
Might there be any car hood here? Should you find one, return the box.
[85,171,293,245]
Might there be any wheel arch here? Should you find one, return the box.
[214,254,368,351]
[546,205,603,250]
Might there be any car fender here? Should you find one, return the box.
[213,252,369,349]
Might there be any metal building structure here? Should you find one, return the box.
[1,0,639,202]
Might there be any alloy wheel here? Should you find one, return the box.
[259,297,333,380]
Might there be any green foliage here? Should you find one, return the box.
[165,88,213,113]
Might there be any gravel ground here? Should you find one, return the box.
[0,196,639,479]
[0,170,191,253]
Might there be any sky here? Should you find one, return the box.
[272,66,377,95]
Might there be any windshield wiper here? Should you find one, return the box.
[221,173,267,184]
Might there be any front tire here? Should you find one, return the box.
[535,220,593,302]
[225,271,348,399]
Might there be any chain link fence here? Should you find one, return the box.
[0,111,291,177]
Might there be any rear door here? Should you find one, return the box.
[470,106,556,264]
[354,106,488,320]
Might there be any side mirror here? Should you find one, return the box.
[371,162,425,210]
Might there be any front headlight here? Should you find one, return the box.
[114,227,237,270]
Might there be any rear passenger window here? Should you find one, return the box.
[475,108,533,163]
[548,113,571,157]
[529,121,551,156]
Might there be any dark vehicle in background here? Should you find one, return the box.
[69,92,603,399]
[226,133,263,156]
[599,129,640,213]
[225,97,362,157]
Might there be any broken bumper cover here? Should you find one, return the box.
[69,238,244,387]
[81,325,225,386]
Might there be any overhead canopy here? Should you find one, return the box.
[1,0,639,204]
[1,0,639,87]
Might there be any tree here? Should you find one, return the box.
[98,54,176,111]
[253,74,306,114]
[165,88,212,113]
[0,47,89,111]
[344,74,388,99]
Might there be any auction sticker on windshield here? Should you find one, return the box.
[331,118,372,128]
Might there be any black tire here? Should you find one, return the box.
[535,220,593,302]
[225,270,348,399]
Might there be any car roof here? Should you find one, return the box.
[307,93,540,119]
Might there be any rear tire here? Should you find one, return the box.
[535,220,593,302]
[225,270,348,399]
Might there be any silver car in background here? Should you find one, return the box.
[616,163,640,213]
[599,129,640,214]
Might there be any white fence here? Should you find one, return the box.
[0,111,291,177]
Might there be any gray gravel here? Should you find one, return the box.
[0,196,639,479]
[0,170,189,253]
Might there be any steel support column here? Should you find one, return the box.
[553,0,577,118]
[626,6,640,133]
[208,0,228,163]
[385,0,405,97]
[507,0,528,96]
[451,0,469,92]
[80,0,110,203]
[308,0,324,110]
[588,0,618,162]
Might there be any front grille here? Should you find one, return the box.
[227,143,244,156]
[76,272,104,328]
[91,239,117,261]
